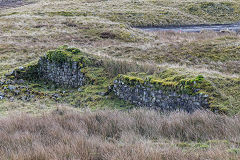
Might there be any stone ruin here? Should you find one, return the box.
[112,77,209,112]
[38,57,86,88]
[2,46,210,112]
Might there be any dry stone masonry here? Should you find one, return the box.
[38,58,86,88]
[1,46,92,101]
[10,46,92,88]
[36,46,91,88]
[112,75,210,112]
[5,46,212,112]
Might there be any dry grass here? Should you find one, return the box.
[151,30,239,43]
[0,0,30,9]
[0,0,239,113]
[95,30,240,75]
[0,108,240,159]
[2,0,240,26]
[0,0,239,76]
[0,14,145,75]
[0,99,62,116]
[0,1,239,158]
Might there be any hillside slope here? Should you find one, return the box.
[0,0,239,114]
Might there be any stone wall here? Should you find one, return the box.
[38,57,86,88]
[112,79,209,112]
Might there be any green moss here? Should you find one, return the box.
[177,142,191,148]
[194,143,209,149]
[183,1,240,24]
[227,148,240,154]
[6,45,130,109]
[5,61,39,81]
[118,74,212,95]
[45,45,92,66]
[117,72,239,113]
[207,140,229,145]
[119,75,145,85]
[208,77,240,114]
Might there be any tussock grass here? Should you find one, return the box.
[0,108,240,159]
[0,0,239,76]
[0,0,239,112]
[0,99,61,115]
[2,0,240,26]
[97,31,240,75]
[0,1,239,158]
[0,14,146,75]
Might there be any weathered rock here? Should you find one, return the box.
[5,71,14,77]
[18,66,24,70]
[0,91,4,97]
[9,97,14,101]
[16,79,25,84]
[38,58,86,88]
[0,91,4,100]
[8,85,16,91]
[112,79,209,112]
[97,92,106,96]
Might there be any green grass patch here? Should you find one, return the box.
[183,1,240,24]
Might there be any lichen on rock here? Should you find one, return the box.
[7,46,96,88]
[112,73,213,112]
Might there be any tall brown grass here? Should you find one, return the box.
[0,108,240,160]
[101,57,158,77]
[152,30,239,44]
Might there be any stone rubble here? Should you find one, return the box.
[0,79,51,101]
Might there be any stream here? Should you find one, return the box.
[138,23,240,32]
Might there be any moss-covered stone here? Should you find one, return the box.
[5,61,39,81]
[118,74,212,96]
[45,45,94,67]
[114,72,235,113]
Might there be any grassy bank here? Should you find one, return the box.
[2,0,240,27]
[0,0,239,159]
[0,0,239,115]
